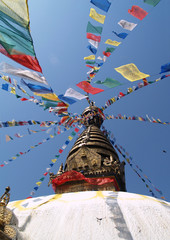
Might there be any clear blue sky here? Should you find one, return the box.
[0,0,170,202]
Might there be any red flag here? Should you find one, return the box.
[86,65,94,68]
[143,78,148,86]
[103,51,111,57]
[86,33,101,42]
[119,92,125,97]
[21,98,28,101]
[59,149,63,154]
[74,128,79,133]
[0,45,42,72]
[60,116,69,124]
[76,81,104,95]
[43,172,48,176]
[128,5,148,20]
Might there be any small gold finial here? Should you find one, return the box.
[0,186,10,207]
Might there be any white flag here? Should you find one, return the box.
[87,69,94,74]
[88,39,99,49]
[118,20,137,31]
[64,88,87,100]
[0,62,47,85]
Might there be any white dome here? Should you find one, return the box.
[8,191,170,240]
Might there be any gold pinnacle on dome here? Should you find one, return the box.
[49,103,126,194]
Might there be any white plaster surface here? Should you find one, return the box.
[8,191,170,240]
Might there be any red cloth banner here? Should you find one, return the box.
[86,33,101,42]
[128,6,148,20]
[52,170,120,190]
[76,81,104,95]
[0,45,42,72]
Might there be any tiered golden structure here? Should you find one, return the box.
[49,103,126,194]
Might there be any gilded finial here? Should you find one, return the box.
[0,186,10,207]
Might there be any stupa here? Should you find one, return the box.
[2,105,170,240]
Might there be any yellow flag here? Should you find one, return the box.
[10,87,16,95]
[51,159,57,163]
[105,39,121,46]
[50,135,54,138]
[93,66,100,71]
[34,92,60,101]
[89,8,106,24]
[0,0,30,28]
[68,136,73,141]
[2,75,11,83]
[36,182,42,186]
[12,157,16,160]
[84,55,95,60]
[115,63,150,82]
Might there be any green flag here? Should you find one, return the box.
[86,60,96,64]
[86,21,103,34]
[95,78,122,88]
[143,0,160,7]
[105,47,115,53]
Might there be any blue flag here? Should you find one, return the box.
[2,83,9,91]
[160,63,170,74]
[90,0,111,12]
[87,45,97,54]
[58,94,76,104]
[21,79,53,94]
[112,31,128,39]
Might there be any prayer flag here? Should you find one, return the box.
[51,159,57,163]
[160,63,170,74]
[87,45,97,54]
[105,39,121,46]
[6,135,13,142]
[105,47,115,53]
[36,182,42,186]
[86,60,96,64]
[94,78,122,88]
[68,136,73,141]
[76,81,104,95]
[58,94,76,104]
[34,93,60,101]
[86,22,103,34]
[112,31,128,39]
[87,33,101,42]
[1,75,11,83]
[0,2,42,72]
[88,39,99,49]
[128,6,148,20]
[118,20,137,31]
[89,8,106,24]
[75,128,79,133]
[2,83,9,91]
[115,63,150,81]
[10,87,16,95]
[143,0,160,7]
[90,0,111,12]
[64,88,87,100]
[0,62,47,85]
[84,55,95,60]
[103,51,111,57]
[21,79,53,93]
